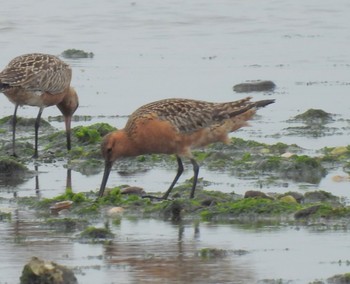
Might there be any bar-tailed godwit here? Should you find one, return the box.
[99,97,274,199]
[0,53,79,158]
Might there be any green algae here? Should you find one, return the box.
[45,217,89,232]
[197,248,229,259]
[79,225,113,239]
[98,187,123,205]
[74,127,101,144]
[0,211,11,221]
[200,197,302,221]
[14,184,350,228]
[0,157,28,173]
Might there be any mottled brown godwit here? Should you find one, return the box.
[99,97,274,199]
[0,53,79,158]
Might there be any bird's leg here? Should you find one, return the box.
[33,107,44,158]
[162,155,184,199]
[10,104,19,157]
[189,158,199,199]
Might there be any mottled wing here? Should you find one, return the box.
[0,53,71,94]
[125,98,218,134]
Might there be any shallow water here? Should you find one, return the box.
[1,0,350,283]
[1,212,350,284]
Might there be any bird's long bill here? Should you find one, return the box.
[99,160,113,197]
[64,115,72,151]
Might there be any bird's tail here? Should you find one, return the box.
[214,97,275,120]
[254,99,275,108]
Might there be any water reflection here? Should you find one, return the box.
[32,165,73,197]
[103,221,255,284]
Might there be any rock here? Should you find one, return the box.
[233,80,276,93]
[121,186,145,196]
[304,191,339,204]
[294,205,321,219]
[293,109,334,125]
[20,256,77,284]
[244,190,273,200]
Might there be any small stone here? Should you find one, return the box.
[279,195,297,203]
[121,186,145,196]
[50,201,73,214]
[330,146,348,156]
[107,207,125,216]
[281,152,295,158]
[332,175,350,182]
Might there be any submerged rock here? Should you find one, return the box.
[327,273,350,283]
[79,226,114,239]
[294,205,321,219]
[0,157,27,174]
[0,115,52,129]
[244,190,273,200]
[233,80,276,93]
[0,157,32,186]
[61,49,94,59]
[283,109,337,138]
[121,186,145,196]
[20,256,77,284]
[293,109,334,125]
[304,191,339,204]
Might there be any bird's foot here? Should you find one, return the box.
[10,152,18,158]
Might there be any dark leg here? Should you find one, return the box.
[162,155,184,199]
[34,164,40,195]
[66,169,72,189]
[11,104,19,157]
[33,107,44,158]
[189,158,199,199]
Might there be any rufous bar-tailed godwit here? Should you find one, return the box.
[98,97,274,199]
[0,53,79,158]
